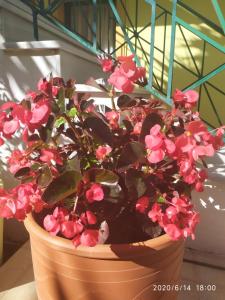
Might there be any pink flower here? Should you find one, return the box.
[2,119,19,138]
[0,183,45,221]
[96,145,112,160]
[86,183,104,203]
[147,149,165,163]
[108,68,134,93]
[8,150,31,174]
[173,89,199,109]
[108,56,146,93]
[72,235,81,247]
[53,207,69,223]
[28,99,51,131]
[145,124,175,163]
[40,148,63,165]
[132,122,142,135]
[99,58,113,72]
[148,203,163,222]
[37,78,59,97]
[164,224,182,240]
[80,210,97,225]
[61,221,77,239]
[80,229,99,247]
[105,111,119,129]
[148,194,200,241]
[195,181,204,192]
[136,196,149,213]
[0,190,14,219]
[43,215,60,236]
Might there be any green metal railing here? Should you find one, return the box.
[20,0,225,128]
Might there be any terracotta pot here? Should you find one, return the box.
[24,214,184,300]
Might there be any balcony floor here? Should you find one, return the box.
[0,242,224,300]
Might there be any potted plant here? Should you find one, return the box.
[0,54,224,300]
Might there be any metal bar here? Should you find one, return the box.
[183,63,225,91]
[177,0,224,36]
[136,35,161,90]
[148,0,156,89]
[43,13,102,54]
[118,0,135,33]
[92,0,97,51]
[176,17,225,54]
[161,12,167,91]
[203,83,223,126]
[45,0,63,14]
[135,0,138,52]
[108,0,141,66]
[178,24,200,76]
[166,0,177,103]
[211,0,225,34]
[198,41,206,111]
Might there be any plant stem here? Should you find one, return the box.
[110,87,116,110]
[73,196,79,213]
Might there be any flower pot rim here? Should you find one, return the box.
[24,213,181,260]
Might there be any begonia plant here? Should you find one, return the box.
[0,54,224,247]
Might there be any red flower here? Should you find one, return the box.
[108,68,134,93]
[136,196,149,213]
[40,148,63,165]
[99,58,113,72]
[37,78,59,97]
[173,89,199,109]
[86,183,104,203]
[43,215,60,236]
[108,55,146,93]
[61,221,77,239]
[8,150,31,174]
[105,111,119,129]
[148,203,163,222]
[148,195,200,241]
[2,119,19,138]
[80,210,97,225]
[96,145,112,161]
[132,122,142,135]
[80,229,99,247]
[28,99,51,131]
[145,124,175,163]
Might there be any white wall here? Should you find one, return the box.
[0,0,103,243]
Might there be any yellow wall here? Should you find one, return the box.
[115,0,225,128]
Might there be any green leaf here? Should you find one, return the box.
[30,163,42,171]
[42,170,82,205]
[140,112,163,143]
[157,196,166,203]
[117,141,146,169]
[84,168,119,185]
[125,169,147,198]
[80,99,94,112]
[122,119,133,132]
[103,184,124,204]
[57,87,65,112]
[38,126,52,143]
[117,95,136,108]
[67,107,78,118]
[14,167,31,179]
[83,116,113,146]
[55,117,66,128]
[37,165,53,187]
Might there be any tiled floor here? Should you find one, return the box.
[0,242,224,300]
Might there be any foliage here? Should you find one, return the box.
[0,55,224,247]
